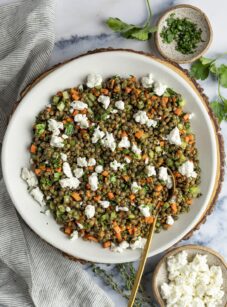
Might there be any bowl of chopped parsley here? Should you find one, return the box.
[155,4,212,64]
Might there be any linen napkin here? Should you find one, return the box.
[0,1,114,306]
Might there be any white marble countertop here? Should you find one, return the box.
[1,0,226,305]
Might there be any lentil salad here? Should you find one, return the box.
[21,73,201,252]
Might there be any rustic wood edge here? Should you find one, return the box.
[11,48,225,264]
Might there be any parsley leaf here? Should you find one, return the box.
[218,64,227,88]
[106,0,156,41]
[190,57,214,80]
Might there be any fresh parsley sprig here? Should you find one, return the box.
[190,53,227,123]
[106,0,157,41]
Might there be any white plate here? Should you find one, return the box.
[2,49,219,263]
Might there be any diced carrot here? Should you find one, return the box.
[151,95,157,101]
[71,192,81,201]
[114,86,120,93]
[183,114,190,121]
[129,194,136,202]
[125,87,132,94]
[134,88,141,96]
[121,131,128,137]
[56,167,62,173]
[174,172,181,178]
[116,232,122,241]
[34,169,41,176]
[39,165,46,170]
[72,93,80,100]
[72,109,79,116]
[64,227,72,235]
[154,185,163,192]
[122,175,130,181]
[161,97,169,104]
[108,192,114,200]
[185,136,190,143]
[186,199,193,205]
[46,168,52,172]
[94,195,101,202]
[85,235,98,242]
[103,241,111,248]
[66,117,73,122]
[174,108,182,116]
[30,144,37,154]
[113,223,122,241]
[88,166,94,171]
[102,170,109,177]
[86,191,92,199]
[101,88,109,95]
[145,216,154,224]
[159,141,165,147]
[128,228,133,235]
[171,203,178,214]
[142,154,148,160]
[135,130,144,139]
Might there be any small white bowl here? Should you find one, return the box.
[155,5,213,64]
[152,244,227,306]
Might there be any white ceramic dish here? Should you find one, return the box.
[1,49,220,263]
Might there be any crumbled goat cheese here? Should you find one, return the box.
[110,160,124,171]
[99,200,110,208]
[88,172,99,191]
[60,153,67,161]
[70,101,88,110]
[77,223,84,229]
[77,157,88,167]
[130,237,147,250]
[86,73,102,88]
[131,181,141,193]
[146,165,156,177]
[30,187,45,206]
[146,119,158,128]
[50,135,64,148]
[124,157,131,163]
[134,110,149,125]
[139,205,151,217]
[73,168,84,178]
[92,126,105,143]
[63,162,73,178]
[48,119,63,136]
[111,109,118,114]
[21,167,38,188]
[115,100,125,110]
[95,165,103,173]
[59,177,80,189]
[153,81,167,96]
[66,206,71,212]
[145,157,149,164]
[159,167,173,189]
[166,215,175,225]
[87,158,96,166]
[98,95,110,109]
[118,136,130,148]
[141,73,154,88]
[62,134,68,139]
[178,161,197,178]
[85,204,95,219]
[131,143,142,155]
[74,114,89,129]
[189,113,194,119]
[116,206,129,212]
[167,127,182,146]
[101,132,116,151]
[111,241,129,253]
[161,251,224,307]
[70,230,79,240]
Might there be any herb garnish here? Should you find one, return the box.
[91,263,156,307]
[106,0,157,41]
[190,53,227,122]
[160,13,203,54]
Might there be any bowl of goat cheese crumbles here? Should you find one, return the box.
[2,50,222,263]
[152,245,227,307]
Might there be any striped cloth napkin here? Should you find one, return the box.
[0,1,114,306]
